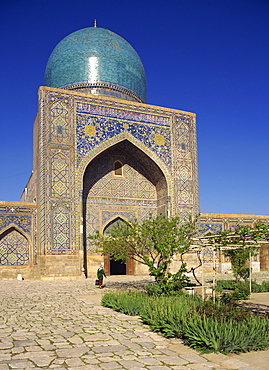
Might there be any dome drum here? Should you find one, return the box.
[61,80,144,102]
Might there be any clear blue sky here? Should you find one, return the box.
[0,0,268,215]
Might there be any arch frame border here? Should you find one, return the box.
[0,223,34,267]
[75,132,174,250]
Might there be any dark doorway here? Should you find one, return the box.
[110,259,126,275]
[104,217,127,275]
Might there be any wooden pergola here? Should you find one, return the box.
[187,233,269,299]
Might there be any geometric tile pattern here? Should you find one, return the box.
[39,89,199,261]
[83,140,166,250]
[102,210,136,228]
[76,101,172,168]
[0,227,29,265]
[199,223,223,235]
[0,215,31,234]
[38,89,76,256]
[51,154,69,197]
[51,206,70,253]
[199,214,269,232]
[50,100,69,145]
[172,114,199,217]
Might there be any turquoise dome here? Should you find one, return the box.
[44,27,146,103]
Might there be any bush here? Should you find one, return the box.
[101,291,147,315]
[145,283,163,296]
[140,295,200,337]
[251,280,269,293]
[145,282,189,296]
[216,279,269,294]
[215,280,235,292]
[101,291,269,354]
[184,315,269,353]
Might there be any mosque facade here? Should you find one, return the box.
[0,26,268,279]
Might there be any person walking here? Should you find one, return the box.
[97,264,106,288]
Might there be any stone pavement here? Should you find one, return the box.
[0,277,269,370]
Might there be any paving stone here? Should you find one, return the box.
[220,358,252,369]
[155,355,188,366]
[202,362,221,368]
[136,356,162,365]
[95,352,115,357]
[118,359,145,368]
[14,340,36,347]
[180,353,208,363]
[188,364,215,370]
[92,344,127,353]
[1,278,268,370]
[146,366,171,370]
[99,356,120,362]
[30,355,55,367]
[11,347,24,354]
[0,342,13,349]
[56,346,90,357]
[25,345,43,351]
[9,360,35,368]
[84,366,112,370]
[99,361,122,369]
[160,348,183,356]
[65,357,86,367]
[121,354,137,360]
[81,355,100,364]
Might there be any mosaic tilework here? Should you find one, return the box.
[39,89,76,255]
[0,228,29,265]
[83,141,166,250]
[0,203,37,266]
[76,101,172,168]
[102,211,136,229]
[199,223,223,235]
[0,215,31,234]
[45,27,146,102]
[200,214,269,232]
[51,153,70,197]
[50,100,70,145]
[84,151,158,200]
[39,89,198,259]
[51,206,71,253]
[172,113,199,217]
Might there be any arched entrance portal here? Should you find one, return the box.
[82,139,168,277]
[103,217,127,276]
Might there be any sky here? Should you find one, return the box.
[0,0,268,215]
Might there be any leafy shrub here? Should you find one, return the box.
[238,267,250,281]
[145,283,163,296]
[141,295,200,337]
[197,299,249,321]
[216,279,269,295]
[101,291,147,315]
[215,280,235,292]
[101,291,269,354]
[251,280,269,293]
[145,282,189,296]
[216,280,250,301]
[184,316,269,353]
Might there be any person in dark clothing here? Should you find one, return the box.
[97,264,106,288]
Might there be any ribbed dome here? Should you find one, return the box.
[44,27,146,103]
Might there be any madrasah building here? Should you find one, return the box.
[0,25,268,280]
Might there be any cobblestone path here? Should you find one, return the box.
[0,278,268,369]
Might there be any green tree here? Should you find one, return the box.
[213,223,269,282]
[89,214,200,293]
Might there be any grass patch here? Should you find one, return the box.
[101,291,269,354]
